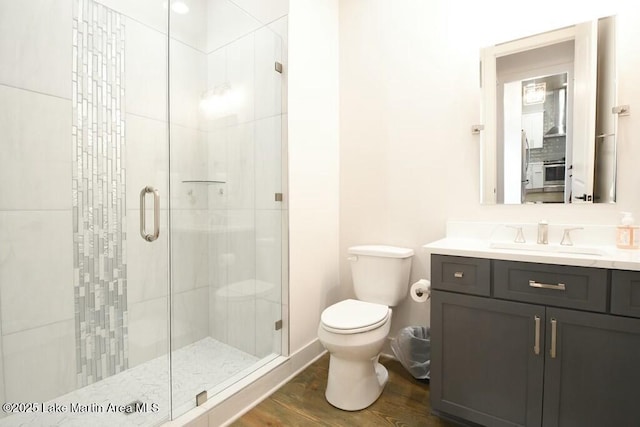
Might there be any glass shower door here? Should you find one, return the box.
[168,1,286,417]
[0,1,171,425]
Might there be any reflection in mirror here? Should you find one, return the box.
[480,16,617,205]
[504,72,570,204]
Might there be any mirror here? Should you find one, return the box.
[480,16,617,204]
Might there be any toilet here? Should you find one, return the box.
[317,245,414,411]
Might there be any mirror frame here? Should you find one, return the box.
[479,17,617,205]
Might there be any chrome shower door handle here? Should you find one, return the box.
[140,186,160,242]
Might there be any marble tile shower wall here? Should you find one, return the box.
[0,0,77,404]
[0,0,287,407]
[107,0,211,364]
[0,0,200,403]
[58,0,218,371]
[74,0,289,361]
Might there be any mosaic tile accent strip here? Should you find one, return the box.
[72,0,128,387]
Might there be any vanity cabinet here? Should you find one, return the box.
[430,254,640,427]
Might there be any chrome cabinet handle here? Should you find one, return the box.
[534,315,541,355]
[550,318,557,359]
[454,272,464,278]
[140,186,160,242]
[529,280,566,291]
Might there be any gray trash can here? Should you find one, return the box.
[391,326,430,380]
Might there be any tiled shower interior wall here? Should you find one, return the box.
[166,0,288,360]
[0,0,78,405]
[204,3,287,358]
[0,0,287,406]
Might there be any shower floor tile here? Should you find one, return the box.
[0,337,259,426]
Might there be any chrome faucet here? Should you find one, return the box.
[507,225,526,243]
[537,221,549,244]
[560,227,584,246]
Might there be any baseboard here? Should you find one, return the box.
[166,339,326,427]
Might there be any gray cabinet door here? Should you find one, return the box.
[431,291,545,427]
[611,270,640,318]
[543,308,640,427]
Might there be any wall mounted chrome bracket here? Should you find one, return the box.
[471,124,484,134]
[612,105,630,116]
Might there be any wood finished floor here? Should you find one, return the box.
[231,354,455,427]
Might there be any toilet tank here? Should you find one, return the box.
[348,245,414,306]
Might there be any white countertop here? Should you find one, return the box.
[423,221,640,271]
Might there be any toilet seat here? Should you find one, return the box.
[320,299,390,335]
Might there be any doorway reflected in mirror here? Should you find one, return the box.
[505,73,569,204]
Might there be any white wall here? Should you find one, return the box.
[288,0,340,354]
[339,0,640,344]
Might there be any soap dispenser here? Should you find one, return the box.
[616,212,640,249]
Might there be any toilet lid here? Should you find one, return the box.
[321,299,389,334]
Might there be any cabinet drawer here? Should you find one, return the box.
[611,270,640,318]
[494,260,608,312]
[431,255,491,296]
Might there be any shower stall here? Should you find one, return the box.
[0,0,288,425]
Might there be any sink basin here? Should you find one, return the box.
[489,241,607,257]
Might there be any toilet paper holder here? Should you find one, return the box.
[411,279,431,301]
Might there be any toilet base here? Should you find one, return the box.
[325,355,389,411]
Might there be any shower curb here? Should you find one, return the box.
[165,339,326,427]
